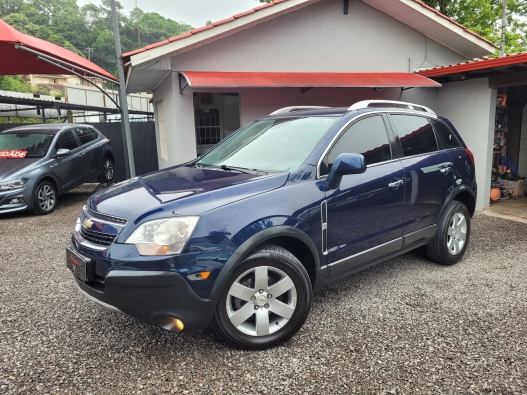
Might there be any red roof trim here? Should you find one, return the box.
[417,52,527,77]
[213,17,236,26]
[180,71,441,88]
[169,32,192,42]
[191,24,215,34]
[233,9,256,19]
[253,2,276,11]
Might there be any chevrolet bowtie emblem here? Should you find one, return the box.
[83,219,94,229]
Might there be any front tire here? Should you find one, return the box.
[426,201,471,265]
[213,244,312,350]
[97,157,114,183]
[32,181,57,215]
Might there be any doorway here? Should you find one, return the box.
[193,92,240,155]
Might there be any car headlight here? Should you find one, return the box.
[0,178,28,191]
[125,217,200,256]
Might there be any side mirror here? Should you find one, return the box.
[54,148,71,158]
[326,153,366,190]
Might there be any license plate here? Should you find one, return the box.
[66,245,88,283]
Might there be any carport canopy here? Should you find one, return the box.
[0,19,118,83]
[178,71,441,92]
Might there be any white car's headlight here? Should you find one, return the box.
[125,217,200,256]
[0,178,27,191]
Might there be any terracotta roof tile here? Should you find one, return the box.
[212,17,236,26]
[233,9,256,19]
[254,2,276,11]
[417,52,527,77]
[191,24,215,34]
[169,32,192,42]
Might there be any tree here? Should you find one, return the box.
[422,0,527,55]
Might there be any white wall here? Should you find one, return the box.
[436,78,496,211]
[152,0,470,168]
[172,0,467,73]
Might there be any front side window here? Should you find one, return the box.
[197,117,337,172]
[431,119,462,150]
[0,132,54,158]
[320,115,392,176]
[392,115,438,157]
[55,130,79,151]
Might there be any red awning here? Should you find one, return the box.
[0,19,117,82]
[179,71,441,89]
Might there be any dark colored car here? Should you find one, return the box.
[67,101,476,349]
[0,124,114,215]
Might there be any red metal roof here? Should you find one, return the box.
[418,52,527,77]
[0,19,117,81]
[123,0,495,60]
[179,71,441,88]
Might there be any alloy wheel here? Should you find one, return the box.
[103,159,114,181]
[226,266,297,337]
[447,212,467,255]
[38,185,56,212]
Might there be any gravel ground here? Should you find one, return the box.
[1,185,526,395]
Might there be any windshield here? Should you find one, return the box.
[197,117,337,172]
[0,133,54,158]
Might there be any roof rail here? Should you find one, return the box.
[348,100,435,114]
[270,106,330,115]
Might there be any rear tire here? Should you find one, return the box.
[32,181,57,215]
[213,244,312,350]
[426,201,471,265]
[97,157,114,183]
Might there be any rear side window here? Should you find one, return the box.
[55,130,78,151]
[320,115,392,176]
[392,115,438,157]
[431,119,462,149]
[75,128,98,145]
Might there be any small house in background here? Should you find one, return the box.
[123,0,497,210]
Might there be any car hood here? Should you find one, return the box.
[0,158,42,182]
[88,165,289,222]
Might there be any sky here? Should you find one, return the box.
[75,0,263,28]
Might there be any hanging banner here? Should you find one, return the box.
[0,150,28,158]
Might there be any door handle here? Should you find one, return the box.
[440,167,451,175]
[79,152,85,157]
[388,180,404,188]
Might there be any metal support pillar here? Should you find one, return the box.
[111,0,136,178]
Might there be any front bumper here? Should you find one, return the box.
[69,254,217,332]
[0,186,31,213]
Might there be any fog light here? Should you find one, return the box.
[9,198,24,204]
[187,271,211,281]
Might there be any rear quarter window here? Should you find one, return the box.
[431,119,462,149]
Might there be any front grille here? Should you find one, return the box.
[86,207,127,225]
[81,227,116,246]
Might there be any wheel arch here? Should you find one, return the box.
[35,174,59,193]
[209,226,321,301]
[437,185,476,225]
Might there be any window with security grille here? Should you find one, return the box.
[195,108,222,145]
[156,100,168,160]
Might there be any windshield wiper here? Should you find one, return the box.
[220,164,256,174]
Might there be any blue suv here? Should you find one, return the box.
[67,100,476,350]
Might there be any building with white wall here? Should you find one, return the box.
[122,0,497,210]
